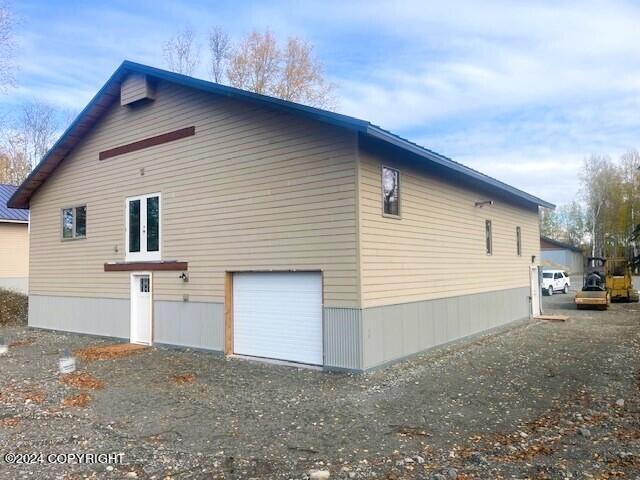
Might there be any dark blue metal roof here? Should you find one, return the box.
[0,184,28,221]
[8,60,554,210]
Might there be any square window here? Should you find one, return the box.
[61,206,87,240]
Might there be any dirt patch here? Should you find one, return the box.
[171,373,195,384]
[9,336,35,348]
[62,393,91,408]
[0,288,28,326]
[60,372,104,390]
[74,343,149,362]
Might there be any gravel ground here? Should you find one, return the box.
[1,291,639,480]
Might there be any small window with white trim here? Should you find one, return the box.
[126,193,161,261]
[382,166,400,217]
[61,205,87,240]
[485,220,492,255]
[516,226,522,256]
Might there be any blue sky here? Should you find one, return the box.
[6,0,640,206]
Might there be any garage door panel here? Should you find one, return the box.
[233,272,323,365]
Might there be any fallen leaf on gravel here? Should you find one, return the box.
[62,393,91,407]
[0,417,20,428]
[171,373,195,384]
[60,372,104,390]
[9,337,35,348]
[74,343,148,361]
[21,389,46,404]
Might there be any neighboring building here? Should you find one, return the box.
[540,236,584,277]
[0,184,29,293]
[8,61,553,371]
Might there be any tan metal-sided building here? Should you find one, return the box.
[8,61,553,371]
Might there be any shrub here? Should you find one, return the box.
[0,288,28,326]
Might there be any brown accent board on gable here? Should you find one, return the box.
[104,261,188,272]
[98,126,195,160]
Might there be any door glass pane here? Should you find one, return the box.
[140,277,150,293]
[129,199,140,253]
[62,209,73,238]
[147,196,159,252]
[75,206,86,237]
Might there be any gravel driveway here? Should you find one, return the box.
[1,292,639,479]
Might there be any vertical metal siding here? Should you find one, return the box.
[153,300,224,351]
[29,295,130,338]
[542,250,584,276]
[361,286,530,369]
[323,307,362,370]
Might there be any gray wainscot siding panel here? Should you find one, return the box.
[323,307,362,371]
[153,300,224,351]
[29,295,130,338]
[362,286,530,370]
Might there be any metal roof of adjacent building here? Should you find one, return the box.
[8,60,554,210]
[540,235,583,253]
[0,184,29,222]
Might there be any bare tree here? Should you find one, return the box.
[208,26,231,83]
[163,25,200,75]
[0,151,29,184]
[18,101,58,166]
[0,2,15,91]
[0,101,60,184]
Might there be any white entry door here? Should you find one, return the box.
[530,265,541,316]
[233,272,323,365]
[130,274,152,345]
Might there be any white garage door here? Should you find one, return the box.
[233,272,323,365]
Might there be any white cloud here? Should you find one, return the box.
[6,0,640,207]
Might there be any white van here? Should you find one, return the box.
[542,270,571,295]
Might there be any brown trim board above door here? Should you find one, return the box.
[99,126,195,160]
[104,261,188,272]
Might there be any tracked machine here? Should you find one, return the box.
[575,257,610,310]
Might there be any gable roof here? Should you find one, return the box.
[540,235,583,253]
[0,184,29,222]
[8,60,554,210]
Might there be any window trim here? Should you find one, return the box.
[60,204,87,241]
[381,164,401,219]
[485,219,493,255]
[516,226,522,256]
[125,192,162,262]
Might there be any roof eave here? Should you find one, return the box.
[0,219,28,224]
[365,126,555,209]
[8,59,555,212]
